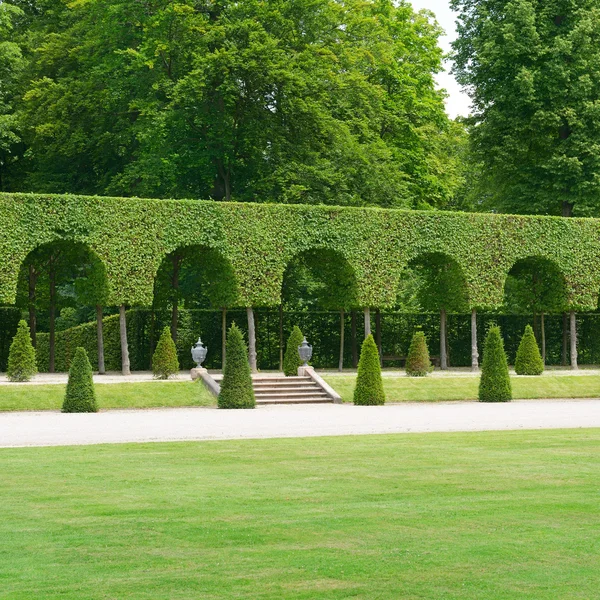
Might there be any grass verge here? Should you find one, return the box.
[1,430,599,599]
[324,373,600,403]
[0,381,215,411]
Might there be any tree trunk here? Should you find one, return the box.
[562,313,568,365]
[170,254,181,343]
[540,312,546,364]
[96,304,105,374]
[28,264,37,348]
[351,310,358,368]
[279,304,284,371]
[49,259,56,374]
[364,307,371,338]
[440,308,448,370]
[570,310,578,370]
[375,309,382,366]
[562,201,574,217]
[247,307,257,372]
[149,308,156,357]
[119,304,131,376]
[222,307,227,369]
[339,309,345,372]
[471,309,479,371]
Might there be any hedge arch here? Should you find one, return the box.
[281,248,359,310]
[2,192,600,311]
[502,256,568,313]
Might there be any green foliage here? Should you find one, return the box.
[283,326,304,376]
[1,192,600,311]
[7,320,37,382]
[406,330,433,377]
[515,325,544,376]
[62,347,97,413]
[2,0,461,209]
[479,325,512,403]
[218,323,255,409]
[452,0,600,216]
[353,334,385,405]
[503,257,568,314]
[152,327,179,379]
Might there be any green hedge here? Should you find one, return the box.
[0,307,21,371]
[25,309,600,373]
[1,192,600,310]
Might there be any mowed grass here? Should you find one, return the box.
[325,374,600,403]
[1,430,599,599]
[0,381,215,411]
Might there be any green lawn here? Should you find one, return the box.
[1,430,599,599]
[0,381,214,412]
[324,374,600,403]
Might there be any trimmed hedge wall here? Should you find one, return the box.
[25,309,600,373]
[0,307,20,371]
[1,192,600,310]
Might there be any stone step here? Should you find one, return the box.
[256,396,333,405]
[253,384,320,392]
[254,390,329,398]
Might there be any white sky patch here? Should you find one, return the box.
[408,0,472,118]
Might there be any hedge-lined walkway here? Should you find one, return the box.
[2,400,600,448]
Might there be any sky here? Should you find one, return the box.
[407,0,471,118]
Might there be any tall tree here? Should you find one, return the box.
[452,0,600,216]
[5,0,461,208]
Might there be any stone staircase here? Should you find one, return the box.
[252,375,333,405]
[212,373,334,405]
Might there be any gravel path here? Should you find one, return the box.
[1,399,600,448]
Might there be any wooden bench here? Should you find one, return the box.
[382,355,441,367]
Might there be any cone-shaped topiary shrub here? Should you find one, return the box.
[514,324,544,376]
[353,334,385,405]
[62,347,97,413]
[283,325,304,376]
[406,330,432,377]
[479,325,512,402]
[218,323,255,409]
[7,320,37,382]
[152,326,179,379]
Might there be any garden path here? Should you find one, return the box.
[1,399,599,448]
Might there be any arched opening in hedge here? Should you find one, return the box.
[502,256,568,364]
[281,248,358,371]
[397,252,470,370]
[15,240,109,373]
[152,245,239,369]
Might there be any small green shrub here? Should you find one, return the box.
[353,334,385,405]
[406,330,432,377]
[283,325,304,376]
[479,325,512,403]
[218,323,255,409]
[62,347,97,413]
[514,325,544,376]
[152,326,179,379]
[7,320,37,382]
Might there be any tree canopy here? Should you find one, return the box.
[0,0,464,208]
[452,0,600,216]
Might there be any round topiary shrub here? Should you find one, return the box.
[406,330,432,377]
[62,347,98,413]
[152,326,179,379]
[7,320,37,382]
[283,325,304,376]
[218,323,255,409]
[479,325,512,403]
[514,324,544,376]
[353,334,385,405]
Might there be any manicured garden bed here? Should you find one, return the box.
[1,430,599,599]
[0,381,214,412]
[324,373,600,403]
